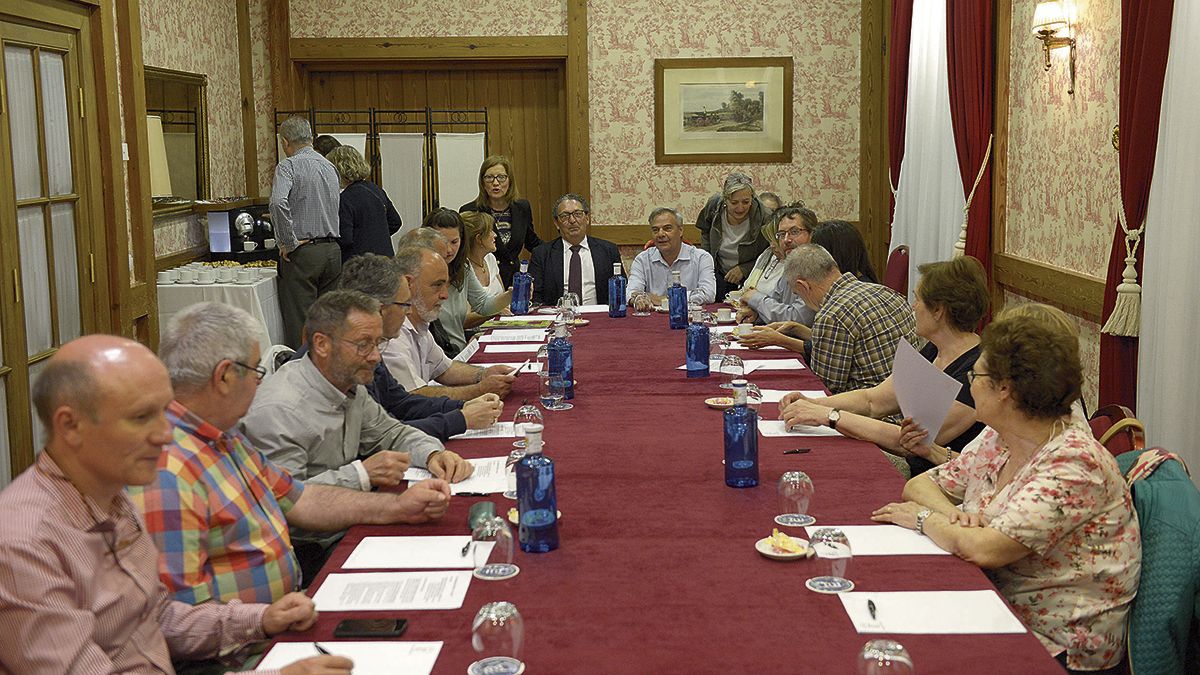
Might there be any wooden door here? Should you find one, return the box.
[308,62,567,241]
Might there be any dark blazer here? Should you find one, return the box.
[338,180,401,261]
[529,236,623,306]
[460,198,541,287]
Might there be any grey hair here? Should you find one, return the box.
[304,289,381,341]
[394,245,428,277]
[279,116,313,144]
[339,253,400,303]
[722,172,755,199]
[326,145,370,183]
[647,207,683,227]
[552,193,590,219]
[160,302,262,394]
[784,244,838,282]
[400,227,448,252]
[32,357,100,428]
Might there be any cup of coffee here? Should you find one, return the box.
[217,267,235,283]
[236,269,255,284]
[156,271,172,284]
[726,290,743,306]
[167,269,180,282]
[716,307,734,323]
[660,297,671,311]
[734,322,754,338]
[177,269,196,283]
[197,269,216,284]
[243,241,259,252]
[263,238,276,250]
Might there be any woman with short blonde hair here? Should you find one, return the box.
[327,145,400,261]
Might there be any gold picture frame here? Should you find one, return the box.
[654,56,793,165]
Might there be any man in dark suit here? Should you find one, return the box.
[529,193,623,306]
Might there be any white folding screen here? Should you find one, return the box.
[379,132,427,249]
[434,132,485,212]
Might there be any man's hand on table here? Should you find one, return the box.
[767,320,811,340]
[281,656,355,675]
[362,450,410,487]
[428,450,474,483]
[737,326,785,350]
[478,365,516,398]
[631,293,658,313]
[262,591,319,635]
[396,478,452,523]
[779,396,832,429]
[735,305,759,324]
[462,393,505,429]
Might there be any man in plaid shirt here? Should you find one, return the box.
[129,302,454,605]
[786,244,917,396]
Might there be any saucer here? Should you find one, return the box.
[705,396,734,410]
[774,513,816,527]
[569,318,590,327]
[536,307,559,315]
[805,576,855,594]
[468,657,524,675]
[194,279,216,285]
[755,536,811,561]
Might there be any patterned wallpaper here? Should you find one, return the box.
[1003,292,1100,412]
[1004,0,1119,277]
[140,0,245,198]
[282,0,862,226]
[153,212,208,259]
[250,0,276,197]
[289,0,568,38]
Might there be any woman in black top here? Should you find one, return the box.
[777,256,990,476]
[328,146,401,261]
[811,220,880,283]
[460,155,541,287]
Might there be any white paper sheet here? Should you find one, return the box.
[742,358,806,371]
[478,330,547,343]
[453,340,480,362]
[759,420,843,437]
[678,362,760,375]
[722,344,787,351]
[758,389,827,403]
[405,456,510,494]
[892,339,963,442]
[492,315,553,323]
[343,536,494,570]
[803,524,951,556]
[839,590,1027,634]
[311,571,473,611]
[451,425,517,440]
[485,343,543,354]
[258,642,443,675]
[573,304,610,314]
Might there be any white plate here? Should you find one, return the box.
[536,307,559,315]
[755,536,811,561]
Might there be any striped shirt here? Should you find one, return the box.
[0,452,271,673]
[810,272,918,394]
[129,401,304,606]
[268,146,340,251]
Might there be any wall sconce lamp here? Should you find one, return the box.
[1032,1,1077,95]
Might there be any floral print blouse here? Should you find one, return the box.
[928,420,1141,670]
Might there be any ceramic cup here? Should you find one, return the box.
[660,297,670,310]
[243,241,259,252]
[177,269,196,283]
[197,269,216,284]
[156,271,172,284]
[716,307,734,322]
[216,267,236,283]
[263,238,276,249]
[237,269,256,283]
[726,290,743,306]
[734,322,754,338]
[167,268,180,281]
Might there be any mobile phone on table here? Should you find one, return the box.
[333,618,408,638]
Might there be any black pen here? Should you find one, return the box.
[783,448,811,455]
[314,643,332,655]
[457,492,491,497]
[868,599,877,620]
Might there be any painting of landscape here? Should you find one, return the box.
[680,83,766,133]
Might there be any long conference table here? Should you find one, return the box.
[282,310,1063,673]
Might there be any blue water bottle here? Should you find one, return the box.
[724,379,759,487]
[608,263,627,318]
[516,424,559,553]
[686,309,710,377]
[667,270,688,329]
[547,322,574,400]
[510,259,532,314]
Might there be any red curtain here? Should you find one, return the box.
[1099,0,1175,410]
[946,1,994,291]
[888,0,915,225]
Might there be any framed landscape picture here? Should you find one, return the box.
[654,57,793,165]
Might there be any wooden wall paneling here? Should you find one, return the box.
[859,0,890,275]
[266,0,300,110]
[91,0,122,337]
[290,36,568,62]
[544,65,567,240]
[565,0,589,201]
[519,70,539,225]
[426,69,451,110]
[992,253,1105,320]
[236,0,257,196]
[527,70,549,238]
[991,0,1012,314]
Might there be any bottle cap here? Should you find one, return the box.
[524,423,544,453]
[554,322,568,338]
[672,270,682,282]
[520,259,529,271]
[613,263,622,274]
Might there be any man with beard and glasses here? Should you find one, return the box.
[241,290,473,576]
[382,244,516,400]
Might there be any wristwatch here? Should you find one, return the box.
[915,509,933,535]
[827,408,841,430]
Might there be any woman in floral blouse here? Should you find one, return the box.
[872,303,1140,674]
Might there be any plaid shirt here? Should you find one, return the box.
[129,401,304,606]
[810,273,917,394]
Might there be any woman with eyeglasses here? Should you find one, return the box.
[872,303,1139,675]
[696,172,771,301]
[460,155,541,288]
[423,209,510,358]
[778,256,989,476]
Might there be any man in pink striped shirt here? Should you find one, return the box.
[0,335,351,674]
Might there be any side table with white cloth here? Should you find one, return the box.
[156,275,284,351]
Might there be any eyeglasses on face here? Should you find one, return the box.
[231,360,267,381]
[966,370,993,384]
[776,226,811,240]
[483,174,509,184]
[557,210,589,222]
[381,301,412,313]
[337,336,390,357]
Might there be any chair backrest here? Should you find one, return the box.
[1089,404,1145,456]
[260,344,296,377]
[1114,448,1200,674]
[884,245,909,296]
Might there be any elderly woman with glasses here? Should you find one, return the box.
[460,155,542,288]
[871,303,1140,675]
[696,172,771,300]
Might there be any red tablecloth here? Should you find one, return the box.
[281,313,1062,674]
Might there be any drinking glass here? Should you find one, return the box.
[808,528,853,591]
[857,640,914,675]
[631,292,652,316]
[539,372,573,411]
[512,402,543,449]
[469,602,525,675]
[718,354,744,390]
[471,516,519,581]
[775,471,815,527]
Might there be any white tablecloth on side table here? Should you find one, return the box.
[157,276,283,351]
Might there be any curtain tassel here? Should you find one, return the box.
[1101,211,1143,337]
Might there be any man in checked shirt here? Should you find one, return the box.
[271,116,343,348]
[0,335,352,674]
